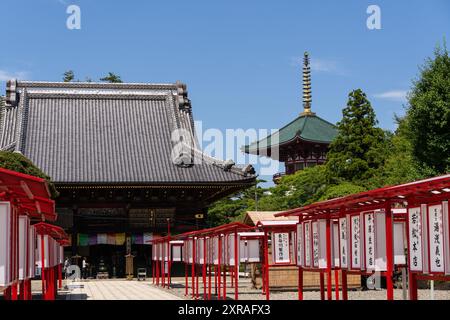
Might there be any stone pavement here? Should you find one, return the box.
[61,279,182,300]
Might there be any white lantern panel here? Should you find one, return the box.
[18,216,30,280]
[364,212,375,270]
[28,226,36,278]
[332,222,340,267]
[318,220,327,269]
[172,245,182,262]
[408,207,423,271]
[304,222,311,267]
[443,201,450,275]
[394,222,406,265]
[272,232,290,264]
[239,238,260,263]
[339,217,348,268]
[350,215,361,269]
[428,204,444,273]
[0,202,12,286]
[296,223,303,267]
[312,222,319,267]
[374,212,387,271]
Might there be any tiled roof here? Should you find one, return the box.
[243,211,297,226]
[0,81,256,185]
[243,114,338,154]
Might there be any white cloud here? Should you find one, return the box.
[0,70,29,81]
[373,90,408,102]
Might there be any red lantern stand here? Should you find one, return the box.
[404,175,450,300]
[278,200,409,300]
[276,174,450,300]
[33,222,69,300]
[255,220,297,301]
[0,168,56,301]
[291,213,342,301]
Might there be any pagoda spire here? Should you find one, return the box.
[301,52,315,115]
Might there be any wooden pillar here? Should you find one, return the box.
[334,269,340,300]
[385,201,394,300]
[234,231,239,300]
[326,216,332,300]
[319,272,325,300]
[298,268,303,300]
[264,231,270,301]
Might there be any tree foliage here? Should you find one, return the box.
[325,89,387,185]
[63,70,75,82]
[0,151,59,199]
[100,72,123,83]
[406,43,450,174]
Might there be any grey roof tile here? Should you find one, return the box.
[0,81,256,185]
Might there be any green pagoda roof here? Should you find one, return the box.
[243,113,338,154]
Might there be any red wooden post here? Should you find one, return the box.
[264,231,270,301]
[218,236,222,299]
[192,238,196,298]
[152,258,155,284]
[319,272,325,300]
[385,201,394,300]
[409,272,418,300]
[203,237,207,300]
[223,237,226,300]
[58,264,63,289]
[184,259,188,295]
[234,231,239,300]
[325,216,332,300]
[298,267,303,300]
[208,264,212,300]
[334,269,340,300]
[40,234,46,299]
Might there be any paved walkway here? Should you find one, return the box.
[63,280,182,300]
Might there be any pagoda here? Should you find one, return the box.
[243,52,338,183]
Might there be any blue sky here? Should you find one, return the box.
[1,0,448,183]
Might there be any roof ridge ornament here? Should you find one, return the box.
[301,52,315,116]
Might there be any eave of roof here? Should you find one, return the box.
[243,113,338,154]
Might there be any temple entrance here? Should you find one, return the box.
[71,243,153,279]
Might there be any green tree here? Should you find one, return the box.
[406,43,450,174]
[368,115,424,187]
[0,151,58,198]
[325,89,386,185]
[63,70,75,82]
[100,72,123,83]
[319,182,366,201]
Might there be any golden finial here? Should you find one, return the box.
[301,52,315,116]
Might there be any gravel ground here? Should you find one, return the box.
[157,277,450,301]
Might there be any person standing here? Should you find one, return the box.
[82,257,87,280]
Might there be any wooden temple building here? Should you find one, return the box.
[243,52,338,183]
[0,80,256,277]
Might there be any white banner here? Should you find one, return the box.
[318,220,327,269]
[0,202,12,286]
[239,238,260,263]
[351,215,361,269]
[272,232,290,264]
[296,223,303,267]
[365,212,375,270]
[18,216,30,280]
[339,217,348,268]
[428,204,444,272]
[333,222,339,267]
[312,222,319,268]
[304,222,311,267]
[172,245,182,262]
[28,225,36,278]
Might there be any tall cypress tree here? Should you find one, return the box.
[325,89,386,184]
[406,43,450,174]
